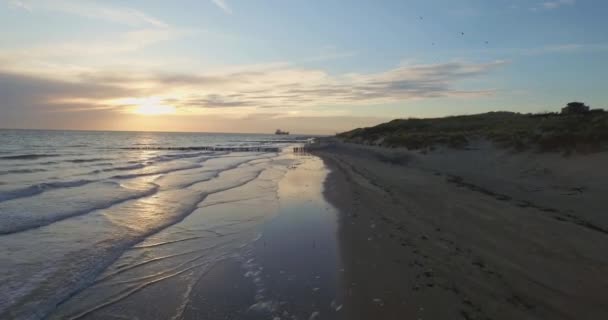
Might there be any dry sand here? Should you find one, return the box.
[312,140,608,320]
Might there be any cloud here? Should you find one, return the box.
[126,61,504,110]
[542,0,575,10]
[0,71,131,100]
[530,0,575,11]
[0,59,505,120]
[0,28,186,80]
[0,67,394,133]
[211,0,232,14]
[0,70,135,126]
[15,29,175,57]
[8,0,31,11]
[7,0,169,27]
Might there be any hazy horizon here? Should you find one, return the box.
[1,0,607,134]
[0,126,330,135]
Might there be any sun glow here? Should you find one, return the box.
[133,104,176,115]
[123,97,177,116]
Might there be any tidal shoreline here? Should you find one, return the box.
[41,152,343,320]
[313,140,608,320]
[4,135,607,320]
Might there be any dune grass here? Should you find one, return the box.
[337,110,608,153]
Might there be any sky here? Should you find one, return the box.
[0,0,607,134]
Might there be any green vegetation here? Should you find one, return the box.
[337,103,608,153]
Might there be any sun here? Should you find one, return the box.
[133,104,176,115]
[124,97,176,116]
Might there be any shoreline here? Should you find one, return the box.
[4,137,607,319]
[313,140,608,319]
[41,151,344,320]
[182,154,345,320]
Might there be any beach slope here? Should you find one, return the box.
[313,140,608,320]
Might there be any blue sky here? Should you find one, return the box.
[0,0,607,133]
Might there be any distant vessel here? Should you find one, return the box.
[275,129,289,135]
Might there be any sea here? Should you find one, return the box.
[0,129,341,320]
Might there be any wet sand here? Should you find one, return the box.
[46,153,344,320]
[313,140,608,320]
[185,155,344,320]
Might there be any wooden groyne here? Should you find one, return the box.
[122,137,320,154]
[121,146,281,152]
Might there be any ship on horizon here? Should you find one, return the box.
[275,129,289,135]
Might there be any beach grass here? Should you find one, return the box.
[337,109,608,152]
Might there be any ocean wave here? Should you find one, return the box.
[53,165,269,310]
[0,181,159,235]
[0,168,47,175]
[0,151,269,203]
[110,163,202,180]
[0,154,278,319]
[0,154,61,160]
[151,151,216,162]
[90,163,146,174]
[65,158,112,163]
[4,162,205,202]
[93,162,113,167]
[0,179,92,202]
[38,161,59,165]
[120,146,281,152]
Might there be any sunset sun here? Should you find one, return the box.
[133,104,176,115]
[122,97,177,115]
